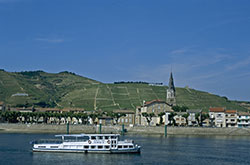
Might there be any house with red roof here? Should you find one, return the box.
[225,110,237,127]
[209,107,226,127]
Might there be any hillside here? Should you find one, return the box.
[0,70,248,111]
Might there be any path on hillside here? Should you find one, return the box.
[125,86,135,109]
[107,84,121,109]
[94,86,99,110]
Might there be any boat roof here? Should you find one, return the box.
[55,134,120,137]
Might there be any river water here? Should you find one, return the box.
[0,133,250,165]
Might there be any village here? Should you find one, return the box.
[0,72,249,129]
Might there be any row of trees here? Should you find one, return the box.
[0,110,128,125]
[0,111,89,124]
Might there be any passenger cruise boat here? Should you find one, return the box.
[31,134,141,154]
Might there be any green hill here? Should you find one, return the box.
[0,70,248,112]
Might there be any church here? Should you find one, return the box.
[166,72,176,106]
[135,72,176,126]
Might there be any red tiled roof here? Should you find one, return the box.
[225,110,237,114]
[209,107,225,112]
[144,99,166,106]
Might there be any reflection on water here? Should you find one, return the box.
[32,152,141,165]
[1,134,250,165]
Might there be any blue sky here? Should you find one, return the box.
[1,0,250,101]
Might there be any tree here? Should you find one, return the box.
[195,113,201,126]
[172,106,189,112]
[168,112,177,126]
[78,113,88,124]
[142,112,155,126]
[182,113,189,126]
[158,112,165,125]
[200,113,209,126]
[89,113,101,125]
[107,112,126,125]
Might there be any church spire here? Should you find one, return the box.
[166,71,176,106]
[168,72,175,92]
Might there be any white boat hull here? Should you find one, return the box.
[31,133,141,154]
[32,148,141,154]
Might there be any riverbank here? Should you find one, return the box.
[1,123,250,136]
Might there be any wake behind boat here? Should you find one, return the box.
[31,133,141,154]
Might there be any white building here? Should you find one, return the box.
[209,107,226,127]
[225,110,237,127]
[237,112,250,128]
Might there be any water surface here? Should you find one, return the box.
[0,133,250,165]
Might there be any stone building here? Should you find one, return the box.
[113,109,135,126]
[136,100,173,126]
[174,112,186,126]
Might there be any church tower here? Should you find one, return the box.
[166,72,176,106]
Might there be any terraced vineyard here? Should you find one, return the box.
[0,70,248,111]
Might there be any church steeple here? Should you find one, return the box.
[166,72,176,106]
[168,72,175,93]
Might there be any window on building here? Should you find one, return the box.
[125,119,128,123]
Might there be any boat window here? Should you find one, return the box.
[77,136,89,141]
[118,145,122,149]
[98,136,103,140]
[84,146,89,149]
[91,146,96,149]
[105,146,110,149]
[64,136,77,141]
[104,136,109,140]
[38,146,46,148]
[129,146,133,148]
[98,146,103,149]
[123,146,128,148]
[91,136,96,140]
[111,136,116,139]
[50,146,58,148]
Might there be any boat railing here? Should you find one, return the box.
[63,139,88,142]
[118,139,133,144]
[32,139,63,144]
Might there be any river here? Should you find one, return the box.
[0,133,250,165]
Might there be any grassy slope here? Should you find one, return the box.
[0,70,248,111]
